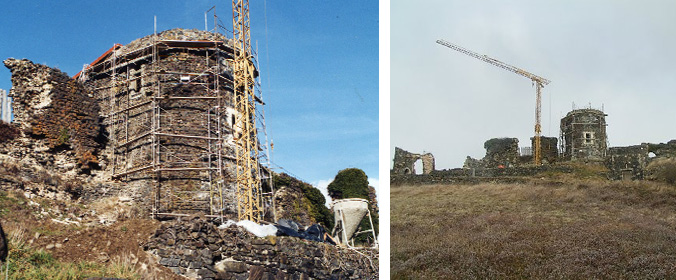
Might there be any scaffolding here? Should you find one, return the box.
[72,7,270,221]
[80,29,246,218]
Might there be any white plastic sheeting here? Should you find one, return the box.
[219,220,278,237]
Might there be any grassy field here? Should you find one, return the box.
[391,179,676,279]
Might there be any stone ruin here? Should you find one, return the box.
[560,108,608,162]
[77,28,243,217]
[607,140,676,180]
[393,105,674,185]
[2,28,379,279]
[482,138,519,167]
[392,147,435,175]
[3,58,103,173]
[531,136,558,164]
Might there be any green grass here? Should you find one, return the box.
[1,227,140,280]
[391,179,676,279]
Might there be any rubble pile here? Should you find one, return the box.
[144,216,378,280]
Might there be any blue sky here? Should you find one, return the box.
[0,1,379,202]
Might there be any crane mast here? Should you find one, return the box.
[436,39,551,165]
[233,0,262,222]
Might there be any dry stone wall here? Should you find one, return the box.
[144,216,378,280]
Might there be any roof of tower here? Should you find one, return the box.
[118,28,230,54]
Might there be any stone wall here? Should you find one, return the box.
[607,140,676,180]
[420,153,435,174]
[144,216,378,280]
[607,145,649,180]
[392,147,435,175]
[3,58,102,170]
[483,138,519,167]
[390,165,576,186]
[531,136,558,164]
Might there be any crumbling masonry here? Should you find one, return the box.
[607,141,676,180]
[392,147,435,175]
[3,28,379,280]
[4,58,102,170]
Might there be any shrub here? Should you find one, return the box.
[646,158,676,185]
[272,173,334,228]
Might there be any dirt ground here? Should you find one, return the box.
[1,190,187,280]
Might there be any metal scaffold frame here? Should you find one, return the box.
[76,9,269,222]
[88,32,238,219]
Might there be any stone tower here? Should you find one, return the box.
[560,108,608,162]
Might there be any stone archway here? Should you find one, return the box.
[393,147,435,175]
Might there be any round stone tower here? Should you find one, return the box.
[559,108,608,162]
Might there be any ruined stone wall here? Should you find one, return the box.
[144,216,378,280]
[607,140,676,180]
[531,136,558,164]
[392,147,418,174]
[483,138,519,167]
[560,109,607,162]
[607,145,649,180]
[3,58,101,170]
[391,165,576,186]
[392,147,435,175]
[421,153,435,174]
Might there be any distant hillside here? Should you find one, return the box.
[391,178,676,279]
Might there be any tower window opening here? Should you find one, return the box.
[584,132,594,145]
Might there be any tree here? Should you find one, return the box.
[328,168,370,200]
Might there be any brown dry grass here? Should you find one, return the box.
[391,179,676,279]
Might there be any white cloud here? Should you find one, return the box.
[313,179,333,207]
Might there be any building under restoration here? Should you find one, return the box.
[0,89,11,122]
[77,28,265,218]
[560,108,608,162]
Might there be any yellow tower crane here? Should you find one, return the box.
[232,0,262,222]
[436,39,551,165]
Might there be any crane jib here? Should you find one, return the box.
[436,38,551,165]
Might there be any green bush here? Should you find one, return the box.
[273,173,334,228]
